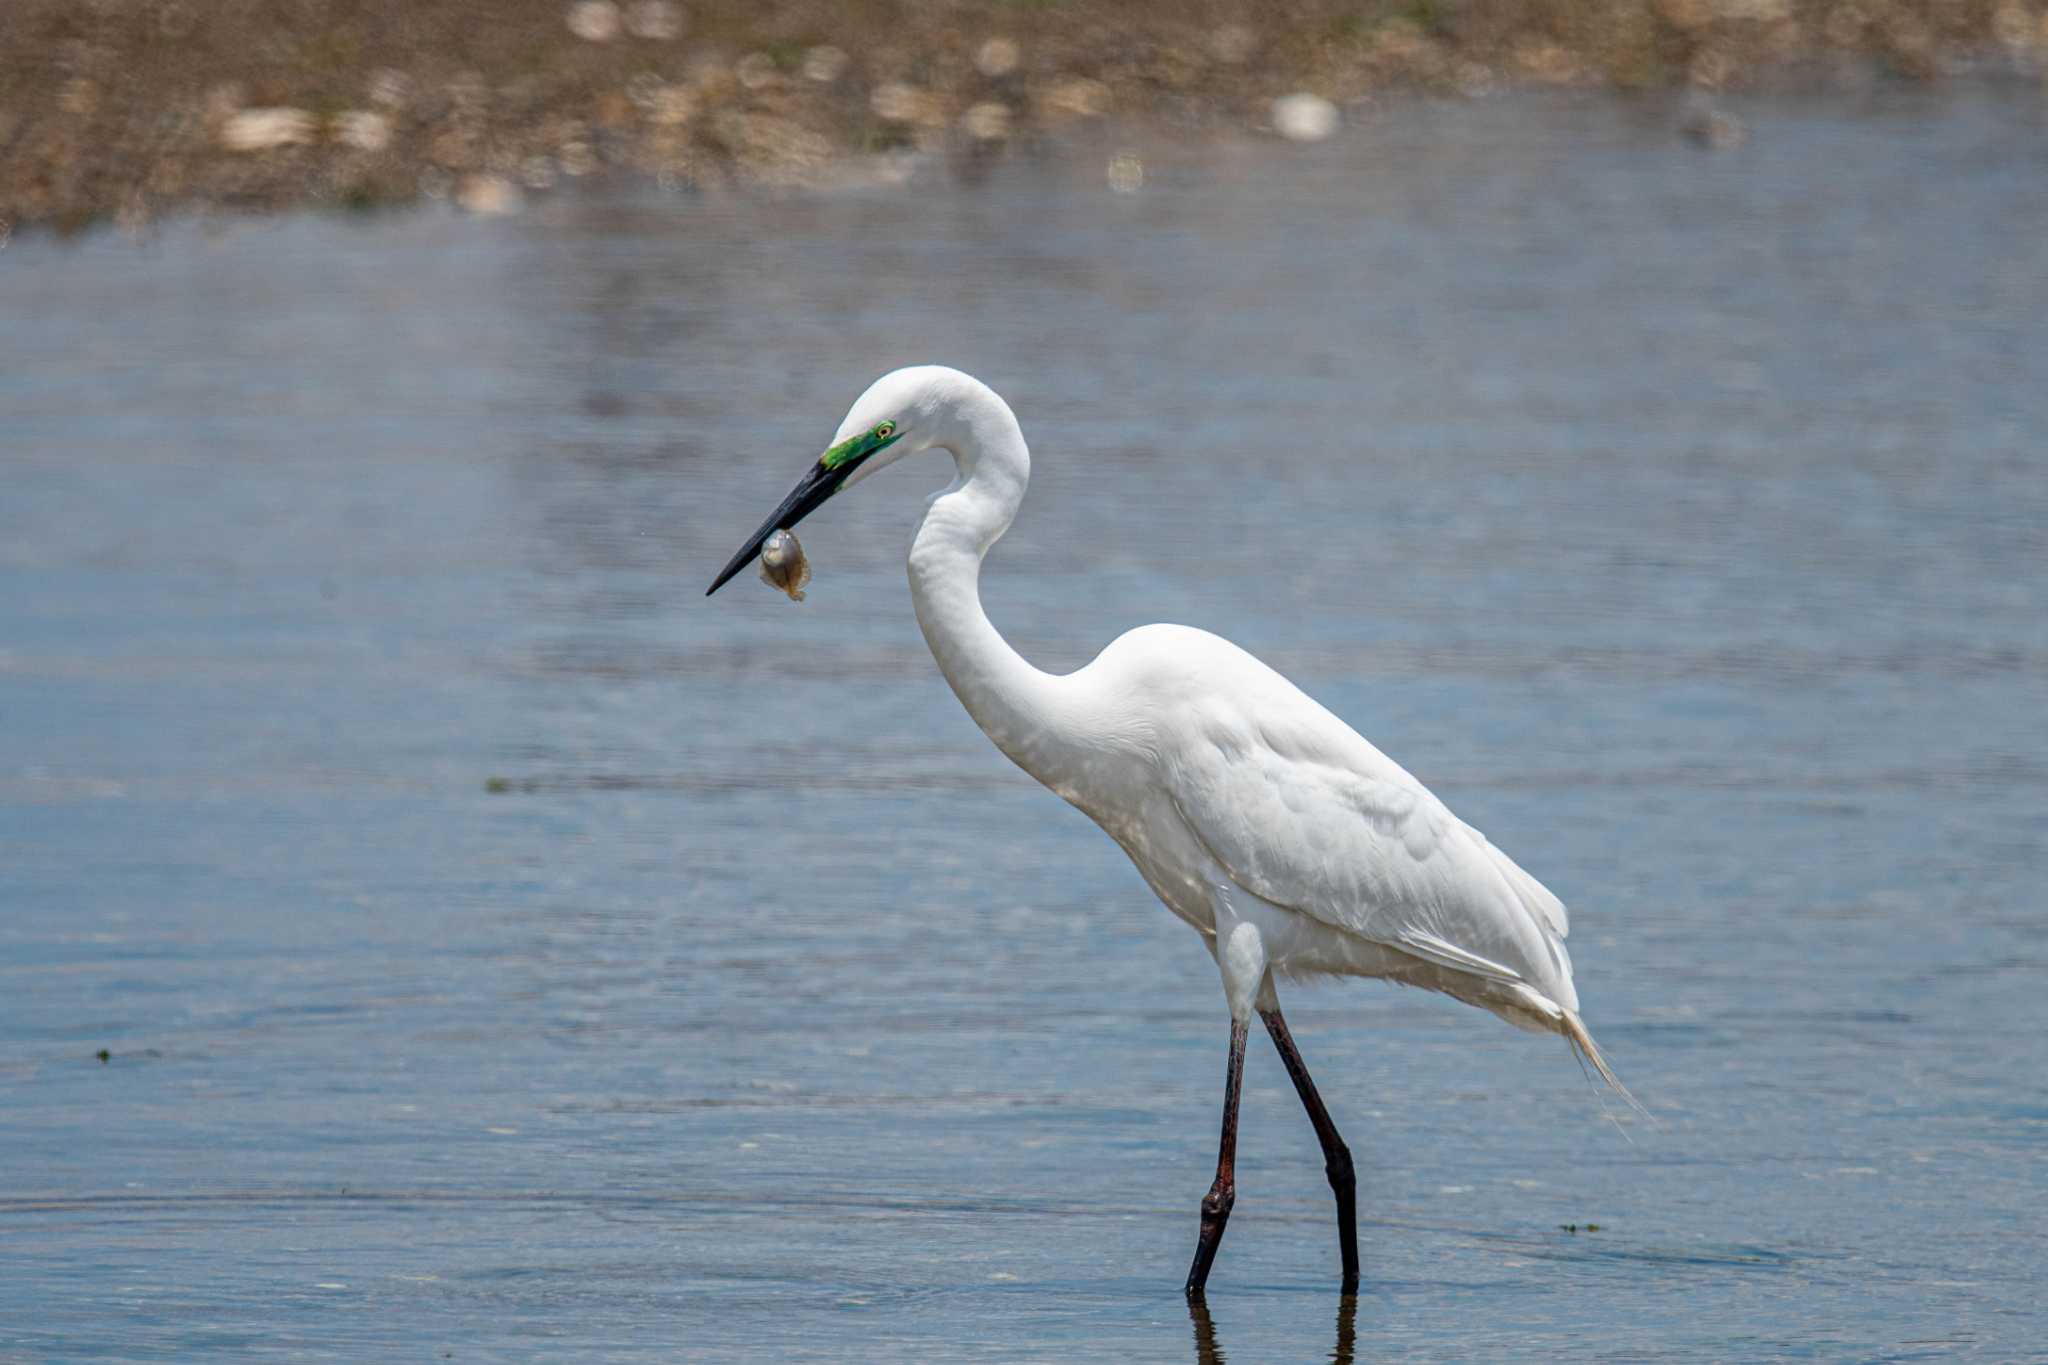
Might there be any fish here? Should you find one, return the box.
[758,527,811,601]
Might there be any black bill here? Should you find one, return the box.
[705,459,847,596]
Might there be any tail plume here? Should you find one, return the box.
[1561,1010,1646,1117]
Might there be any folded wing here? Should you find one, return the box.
[1164,689,1578,1015]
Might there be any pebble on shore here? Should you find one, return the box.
[962,102,1012,141]
[801,46,849,83]
[219,108,317,151]
[1272,93,1339,143]
[455,174,523,215]
[1040,78,1111,121]
[871,82,946,127]
[566,1,620,42]
[332,111,393,152]
[975,38,1021,78]
[624,0,682,40]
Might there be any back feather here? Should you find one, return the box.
[1560,1010,1645,1116]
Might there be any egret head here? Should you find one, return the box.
[705,366,978,596]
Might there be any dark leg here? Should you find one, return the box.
[1260,1006,1360,1293]
[1183,1015,1250,1298]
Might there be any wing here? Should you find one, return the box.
[1162,670,1578,1014]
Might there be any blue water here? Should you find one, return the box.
[3,84,2045,1360]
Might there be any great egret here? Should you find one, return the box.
[707,366,1631,1296]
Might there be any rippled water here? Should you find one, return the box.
[4,84,2046,1360]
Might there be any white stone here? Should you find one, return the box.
[1272,92,1339,143]
[647,85,694,126]
[961,102,1011,141]
[566,1,621,42]
[625,0,682,40]
[332,110,392,152]
[367,68,411,108]
[1041,77,1110,119]
[558,141,598,176]
[455,174,523,216]
[869,82,925,123]
[974,37,1020,78]
[219,108,316,152]
[802,46,849,83]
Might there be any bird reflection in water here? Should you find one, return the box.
[1188,1293,1358,1365]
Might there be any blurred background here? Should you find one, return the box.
[4,3,2047,1361]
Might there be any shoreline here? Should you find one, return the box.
[4,0,2045,239]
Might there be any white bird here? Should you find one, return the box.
[708,366,1631,1296]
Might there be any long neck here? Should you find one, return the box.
[907,421,1071,783]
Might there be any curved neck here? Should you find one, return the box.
[907,421,1070,782]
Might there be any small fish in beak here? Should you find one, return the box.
[758,528,811,601]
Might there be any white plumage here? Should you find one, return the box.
[708,365,1630,1295]
[1079,622,1580,1029]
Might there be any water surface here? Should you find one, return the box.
[4,84,2045,1360]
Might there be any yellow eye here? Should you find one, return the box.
[875,421,896,438]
